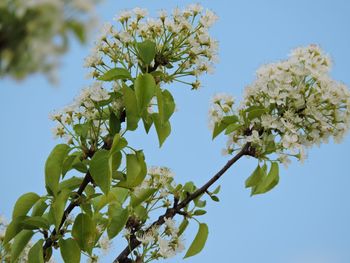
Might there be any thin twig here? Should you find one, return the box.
[113,143,251,263]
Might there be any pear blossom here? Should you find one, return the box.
[209,45,350,166]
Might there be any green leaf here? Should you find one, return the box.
[12,192,40,219]
[134,73,156,114]
[212,122,228,139]
[45,144,70,196]
[132,206,147,221]
[10,230,34,262]
[184,223,209,258]
[52,189,70,231]
[156,88,175,123]
[67,20,86,43]
[59,176,83,191]
[110,133,128,157]
[193,209,207,216]
[225,123,241,134]
[122,85,140,131]
[142,110,154,133]
[72,213,96,255]
[21,216,50,230]
[109,111,121,136]
[59,238,81,263]
[222,115,239,124]
[152,113,171,147]
[107,203,129,239]
[251,162,279,195]
[118,151,147,188]
[73,123,89,138]
[212,185,221,195]
[245,165,263,188]
[210,195,220,202]
[90,149,111,194]
[31,199,48,216]
[92,187,129,212]
[3,216,25,244]
[130,188,157,207]
[28,239,44,263]
[136,40,156,65]
[246,106,267,120]
[178,218,189,236]
[98,67,132,81]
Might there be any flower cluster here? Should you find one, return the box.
[210,45,350,167]
[85,4,219,89]
[49,81,121,149]
[133,218,185,260]
[0,0,98,81]
[118,167,186,261]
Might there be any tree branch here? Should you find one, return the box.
[113,143,251,263]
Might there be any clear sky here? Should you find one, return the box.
[1,0,350,262]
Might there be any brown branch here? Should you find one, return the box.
[42,172,92,252]
[113,143,251,263]
[42,141,111,255]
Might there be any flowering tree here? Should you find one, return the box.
[0,0,98,82]
[1,4,350,263]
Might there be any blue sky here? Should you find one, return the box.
[1,0,350,262]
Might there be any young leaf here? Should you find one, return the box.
[246,106,267,120]
[118,152,146,188]
[3,216,25,244]
[252,162,279,195]
[10,230,34,262]
[21,216,50,230]
[222,115,239,124]
[107,203,129,239]
[225,123,241,134]
[134,73,156,114]
[52,189,70,231]
[72,213,96,255]
[152,113,171,147]
[59,176,83,191]
[212,122,228,140]
[90,149,111,194]
[178,218,189,236]
[27,239,44,263]
[59,238,81,263]
[156,87,175,123]
[122,85,140,131]
[193,209,207,216]
[130,188,157,207]
[110,133,128,157]
[136,40,156,65]
[245,165,262,188]
[184,223,209,258]
[31,199,48,217]
[12,192,40,219]
[45,144,70,196]
[109,111,121,136]
[98,67,132,81]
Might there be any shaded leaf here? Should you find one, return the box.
[27,239,44,263]
[107,203,129,239]
[59,238,81,263]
